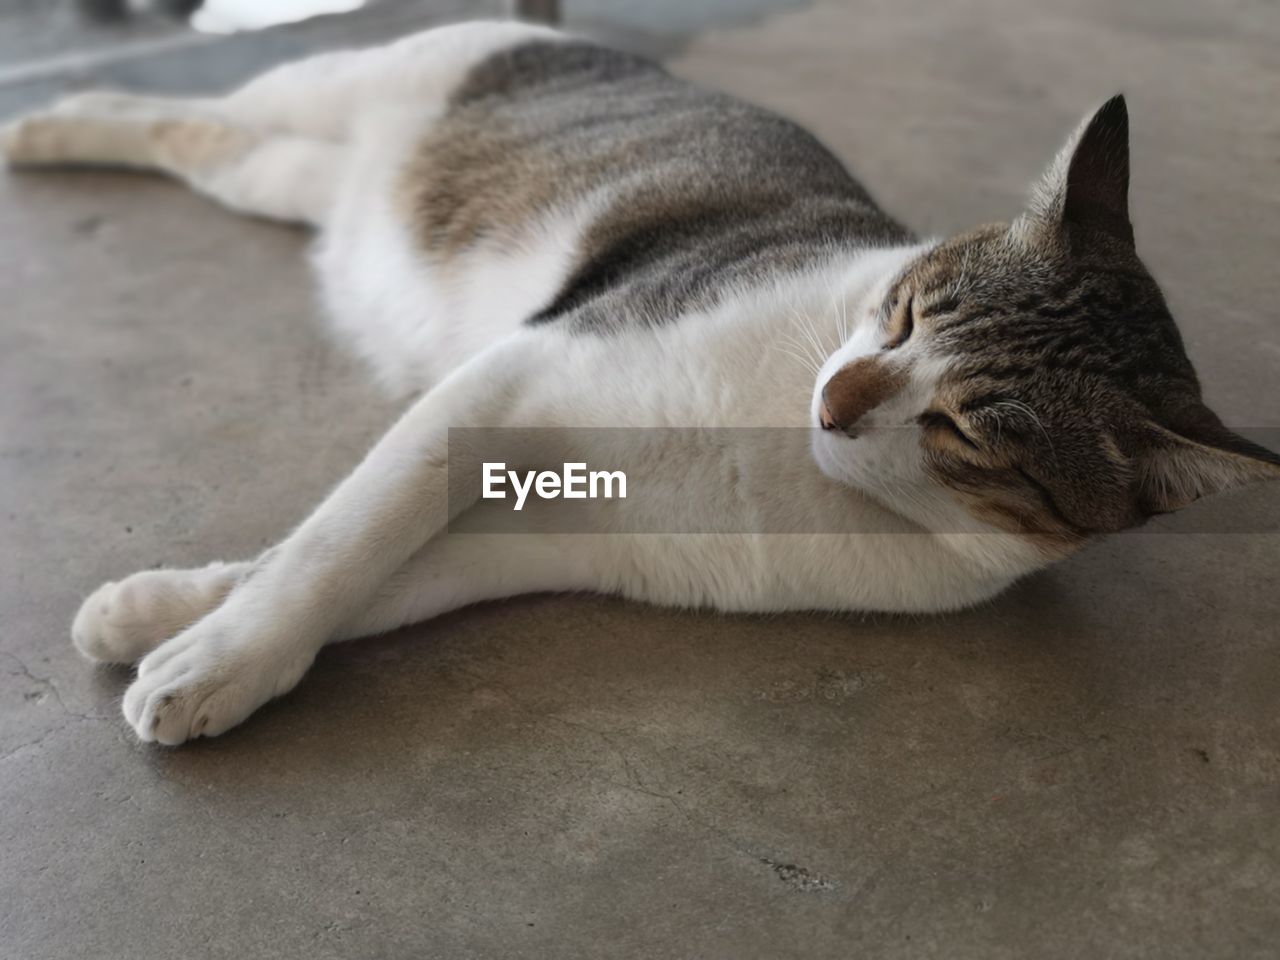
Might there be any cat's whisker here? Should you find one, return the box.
[777,327,814,356]
[796,310,835,365]
[830,276,853,346]
[785,310,830,369]
[772,338,822,375]
[989,399,1057,464]
[776,352,821,377]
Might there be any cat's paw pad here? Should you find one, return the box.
[72,566,238,664]
[123,624,313,745]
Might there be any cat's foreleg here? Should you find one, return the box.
[73,532,600,665]
[330,532,603,640]
[72,561,249,665]
[117,334,561,744]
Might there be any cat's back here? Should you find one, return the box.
[402,39,913,330]
[317,34,911,394]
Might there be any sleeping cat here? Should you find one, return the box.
[3,21,1276,745]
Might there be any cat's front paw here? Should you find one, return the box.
[122,618,314,745]
[71,564,241,664]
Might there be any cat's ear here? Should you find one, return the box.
[1132,408,1280,515]
[1026,94,1133,245]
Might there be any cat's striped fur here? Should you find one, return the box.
[404,41,911,330]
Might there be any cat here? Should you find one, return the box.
[3,21,1276,745]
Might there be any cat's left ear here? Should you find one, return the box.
[1026,94,1133,245]
[1132,406,1280,516]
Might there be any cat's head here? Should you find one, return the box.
[811,95,1280,553]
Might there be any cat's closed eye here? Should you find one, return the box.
[883,292,915,349]
[919,409,980,450]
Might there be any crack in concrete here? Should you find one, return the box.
[0,722,76,763]
[456,665,839,893]
[2,650,105,720]
[1,650,113,761]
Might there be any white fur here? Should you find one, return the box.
[2,22,1051,744]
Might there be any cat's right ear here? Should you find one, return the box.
[1131,408,1280,516]
[1023,94,1134,246]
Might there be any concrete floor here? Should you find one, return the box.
[3,1,1279,958]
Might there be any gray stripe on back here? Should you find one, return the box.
[402,40,913,332]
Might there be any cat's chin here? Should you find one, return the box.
[810,429,860,489]
[810,430,924,517]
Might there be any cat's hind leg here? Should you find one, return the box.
[1,21,559,223]
[218,20,560,139]
[1,100,344,225]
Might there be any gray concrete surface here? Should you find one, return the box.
[2,1,1279,958]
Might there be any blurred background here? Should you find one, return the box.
[0,0,809,118]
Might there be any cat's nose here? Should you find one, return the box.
[818,395,839,431]
[818,387,859,436]
[819,357,906,436]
